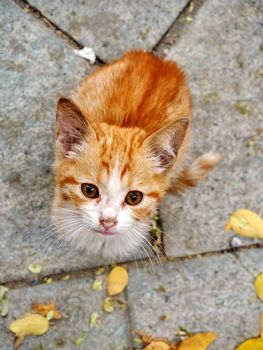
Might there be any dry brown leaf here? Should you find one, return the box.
[136,331,170,346]
[107,266,128,296]
[32,302,62,320]
[9,313,49,349]
[255,273,263,301]
[178,332,217,350]
[225,209,263,239]
[144,341,171,350]
[139,333,155,345]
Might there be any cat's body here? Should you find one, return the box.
[53,51,219,259]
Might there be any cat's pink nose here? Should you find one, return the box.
[99,217,117,230]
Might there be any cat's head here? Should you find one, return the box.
[52,97,188,259]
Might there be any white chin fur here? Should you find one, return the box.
[52,206,151,260]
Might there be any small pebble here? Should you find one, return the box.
[31,279,39,286]
[230,236,242,248]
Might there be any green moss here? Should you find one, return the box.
[202,92,219,104]
[53,338,65,347]
[234,100,251,116]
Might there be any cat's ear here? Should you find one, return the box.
[56,97,91,156]
[144,118,189,172]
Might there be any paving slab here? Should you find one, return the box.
[161,0,263,257]
[0,1,116,283]
[28,0,189,62]
[0,270,129,349]
[128,248,263,350]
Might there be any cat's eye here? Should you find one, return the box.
[125,191,143,206]
[81,184,99,199]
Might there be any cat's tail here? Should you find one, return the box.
[169,153,221,193]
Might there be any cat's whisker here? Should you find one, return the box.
[52,224,87,254]
[52,221,85,231]
[32,226,56,246]
[143,231,169,259]
[126,227,160,277]
[53,215,94,228]
[128,234,149,267]
[139,235,164,278]
[154,227,196,256]
[41,223,86,260]
[53,207,98,216]
[125,231,149,274]
[132,227,165,274]
[41,230,72,259]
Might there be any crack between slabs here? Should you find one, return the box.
[152,0,208,57]
[123,288,136,349]
[231,251,259,278]
[13,0,105,65]
[1,243,262,290]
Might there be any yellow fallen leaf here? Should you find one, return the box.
[89,312,100,327]
[61,274,70,281]
[32,302,62,320]
[236,313,263,349]
[0,285,9,317]
[9,313,49,349]
[188,2,194,13]
[107,266,128,296]
[102,297,115,313]
[178,332,217,350]
[235,338,263,350]
[175,327,192,337]
[74,331,88,346]
[9,313,49,336]
[46,310,55,321]
[255,273,263,301]
[92,278,103,291]
[95,267,105,275]
[225,209,263,239]
[185,16,193,22]
[260,313,263,338]
[45,277,53,284]
[134,337,143,345]
[144,341,171,350]
[28,263,42,274]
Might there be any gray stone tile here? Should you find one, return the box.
[128,248,263,350]
[235,248,263,277]
[0,271,129,349]
[0,1,111,283]
[28,0,188,61]
[161,0,263,257]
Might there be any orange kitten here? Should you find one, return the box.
[53,51,220,259]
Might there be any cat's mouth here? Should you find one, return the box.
[95,229,115,237]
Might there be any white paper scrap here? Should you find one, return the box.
[74,47,96,64]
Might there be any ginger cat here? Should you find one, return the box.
[53,51,220,259]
